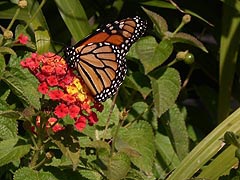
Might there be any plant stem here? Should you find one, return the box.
[19,0,46,36]
[6,8,21,31]
[101,91,118,141]
[110,114,124,155]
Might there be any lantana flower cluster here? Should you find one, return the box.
[21,52,103,132]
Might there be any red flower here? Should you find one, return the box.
[21,57,39,71]
[18,34,28,45]
[81,102,91,114]
[35,72,46,82]
[41,65,54,75]
[21,52,104,132]
[47,117,65,132]
[61,94,76,103]
[75,116,87,131]
[46,75,58,86]
[55,65,66,76]
[88,112,98,125]
[48,89,64,100]
[38,82,49,94]
[93,102,104,112]
[54,103,68,118]
[69,105,80,118]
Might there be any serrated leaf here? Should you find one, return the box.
[127,101,149,122]
[0,89,11,101]
[88,140,111,153]
[172,32,208,53]
[161,104,189,160]
[79,169,102,180]
[0,47,16,56]
[0,116,18,140]
[124,72,151,99]
[2,69,41,109]
[146,39,173,73]
[0,53,5,76]
[128,36,158,67]
[149,67,181,117]
[116,121,155,174]
[51,127,80,170]
[0,98,14,111]
[14,167,58,180]
[129,37,173,74]
[101,152,131,180]
[0,138,30,167]
[142,7,168,36]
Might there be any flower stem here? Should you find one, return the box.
[19,0,46,36]
[6,8,21,31]
[29,136,43,169]
[101,90,118,141]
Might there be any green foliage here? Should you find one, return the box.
[0,0,240,180]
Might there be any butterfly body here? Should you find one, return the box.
[64,16,147,102]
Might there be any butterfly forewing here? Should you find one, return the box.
[64,16,147,102]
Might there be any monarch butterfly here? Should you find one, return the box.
[64,16,147,102]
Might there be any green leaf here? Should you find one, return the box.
[78,169,102,180]
[14,167,58,180]
[2,69,41,109]
[125,169,146,180]
[0,116,18,140]
[147,39,173,73]
[0,47,16,56]
[172,32,208,53]
[26,0,52,53]
[141,0,213,26]
[218,3,240,122]
[0,138,31,167]
[124,72,151,99]
[127,101,149,122]
[149,67,181,118]
[142,7,168,36]
[51,127,80,170]
[129,36,173,74]
[128,36,158,67]
[116,121,155,173]
[96,99,120,127]
[198,145,238,179]
[1,0,53,53]
[88,140,111,154]
[84,99,119,140]
[167,107,240,180]
[0,98,14,111]
[54,0,91,41]
[161,104,189,160]
[154,133,180,176]
[0,1,29,20]
[0,53,5,76]
[101,152,131,180]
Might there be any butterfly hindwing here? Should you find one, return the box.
[64,16,146,102]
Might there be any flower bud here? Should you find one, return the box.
[18,0,27,8]
[3,30,13,39]
[176,50,188,61]
[182,14,191,24]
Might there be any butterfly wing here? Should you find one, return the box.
[64,16,147,102]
